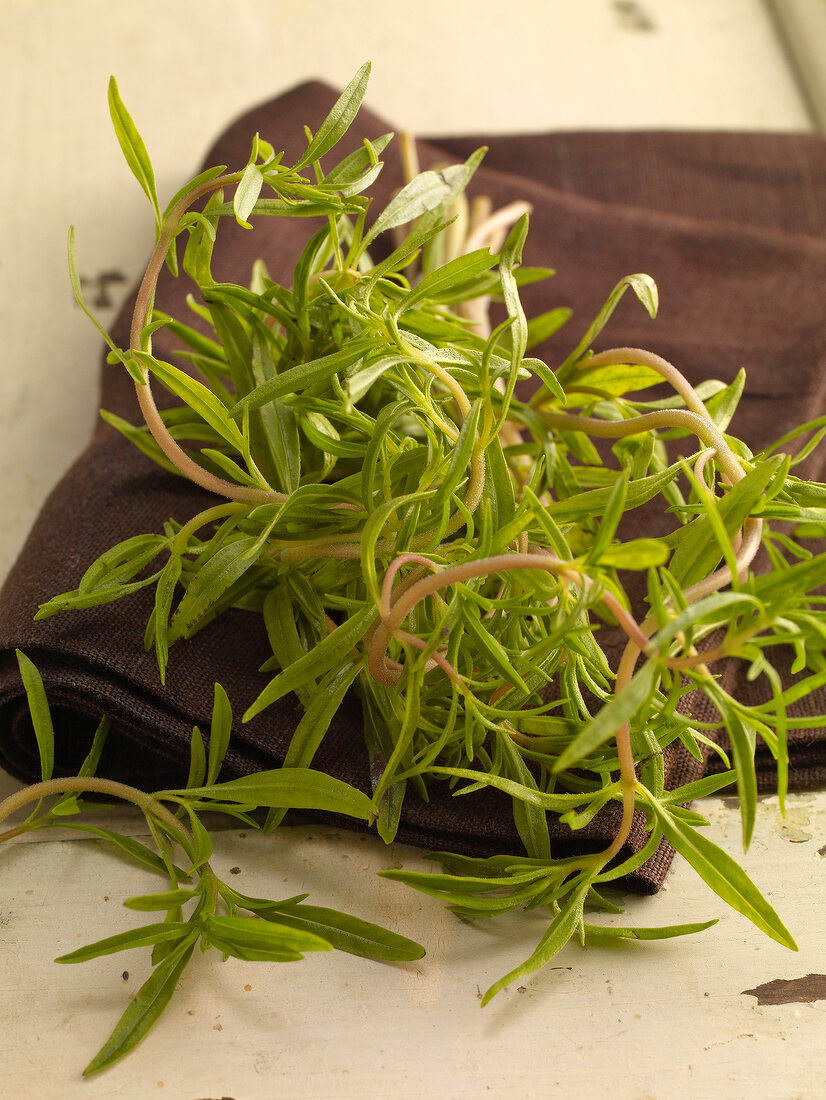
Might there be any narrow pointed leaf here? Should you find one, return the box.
[294,61,372,169]
[15,651,53,781]
[233,163,264,227]
[83,940,196,1074]
[645,798,797,950]
[55,922,190,964]
[170,534,264,641]
[160,768,376,823]
[244,604,374,720]
[254,901,425,961]
[584,919,717,941]
[107,77,160,224]
[207,683,233,785]
[123,889,199,912]
[553,661,658,773]
[481,879,593,1005]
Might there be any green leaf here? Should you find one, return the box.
[650,590,761,651]
[598,538,668,569]
[363,213,454,283]
[55,922,191,964]
[169,534,265,642]
[263,661,361,830]
[706,369,746,432]
[485,432,517,528]
[82,939,196,1075]
[207,683,233,785]
[161,768,376,823]
[182,201,219,287]
[523,357,566,404]
[573,360,663,397]
[75,715,110,780]
[363,150,485,246]
[398,250,497,315]
[184,725,206,791]
[294,62,372,170]
[203,913,331,961]
[523,307,571,351]
[178,801,214,872]
[98,409,178,475]
[555,274,658,383]
[162,165,227,221]
[201,293,255,398]
[586,471,628,563]
[660,771,737,804]
[545,463,681,523]
[107,77,161,227]
[497,213,529,411]
[500,734,551,859]
[282,662,360,769]
[705,683,758,850]
[135,351,248,453]
[241,899,425,962]
[323,132,393,189]
[153,554,182,683]
[124,889,199,912]
[362,690,405,843]
[669,455,785,588]
[76,533,167,595]
[643,796,797,951]
[423,767,597,813]
[583,919,717,941]
[430,399,482,511]
[212,197,351,219]
[35,572,163,618]
[461,607,529,694]
[244,604,374,720]
[232,337,373,415]
[250,331,301,493]
[233,162,264,228]
[481,878,593,1005]
[15,651,53,781]
[380,866,542,915]
[262,585,316,702]
[553,661,658,773]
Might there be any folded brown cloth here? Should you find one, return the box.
[0,82,825,892]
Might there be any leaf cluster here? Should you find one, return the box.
[3,653,422,1074]
[7,64,826,1072]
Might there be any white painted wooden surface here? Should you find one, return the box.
[1,797,825,1098]
[1,2,823,1097]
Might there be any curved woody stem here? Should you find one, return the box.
[0,776,193,851]
[129,174,289,506]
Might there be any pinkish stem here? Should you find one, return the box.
[129,174,289,506]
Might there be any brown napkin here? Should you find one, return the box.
[0,82,825,891]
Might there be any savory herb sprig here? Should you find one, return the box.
[7,62,826,1072]
[0,651,424,1075]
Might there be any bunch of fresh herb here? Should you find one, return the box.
[4,62,826,1073]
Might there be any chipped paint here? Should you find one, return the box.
[742,974,826,1006]
[773,804,813,843]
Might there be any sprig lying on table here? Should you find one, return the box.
[0,653,423,1075]
[5,62,826,1073]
